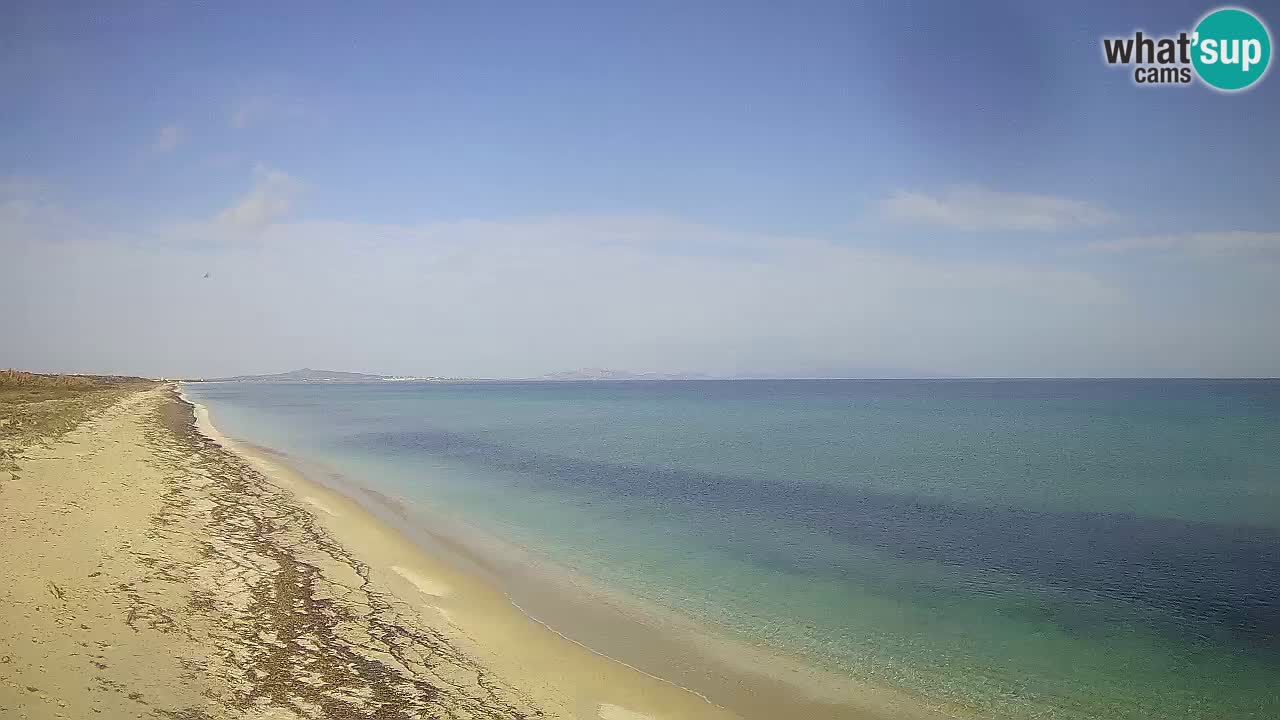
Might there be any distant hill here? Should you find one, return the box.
[538,368,714,381]
[197,368,431,383]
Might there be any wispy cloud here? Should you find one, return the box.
[881,185,1113,232]
[0,176,117,248]
[5,204,1130,377]
[1080,231,1280,258]
[14,180,1280,377]
[150,125,185,152]
[215,166,299,231]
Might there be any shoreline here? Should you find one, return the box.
[181,387,744,720]
[180,384,955,720]
[3,384,547,718]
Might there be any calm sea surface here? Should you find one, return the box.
[182,380,1280,719]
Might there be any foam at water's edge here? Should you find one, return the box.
[177,384,225,448]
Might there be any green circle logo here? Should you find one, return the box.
[1192,8,1272,91]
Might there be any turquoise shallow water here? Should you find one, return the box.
[184,379,1280,719]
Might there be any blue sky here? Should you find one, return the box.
[3,1,1279,377]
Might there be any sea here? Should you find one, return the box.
[181,379,1280,719]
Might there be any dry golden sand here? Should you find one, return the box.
[0,384,738,719]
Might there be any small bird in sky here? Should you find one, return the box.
[203,272,210,279]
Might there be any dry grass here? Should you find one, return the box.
[1,369,158,475]
[1,368,150,395]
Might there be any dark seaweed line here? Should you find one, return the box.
[129,391,544,719]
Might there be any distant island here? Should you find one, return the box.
[193,368,438,383]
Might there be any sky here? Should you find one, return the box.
[2,0,1279,378]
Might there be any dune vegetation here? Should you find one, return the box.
[0,369,155,476]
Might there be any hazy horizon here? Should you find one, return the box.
[4,2,1278,379]
[174,367,1280,381]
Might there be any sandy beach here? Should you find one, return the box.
[0,382,745,719]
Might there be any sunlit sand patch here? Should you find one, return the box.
[302,496,338,516]
[391,565,453,597]
[598,703,657,720]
